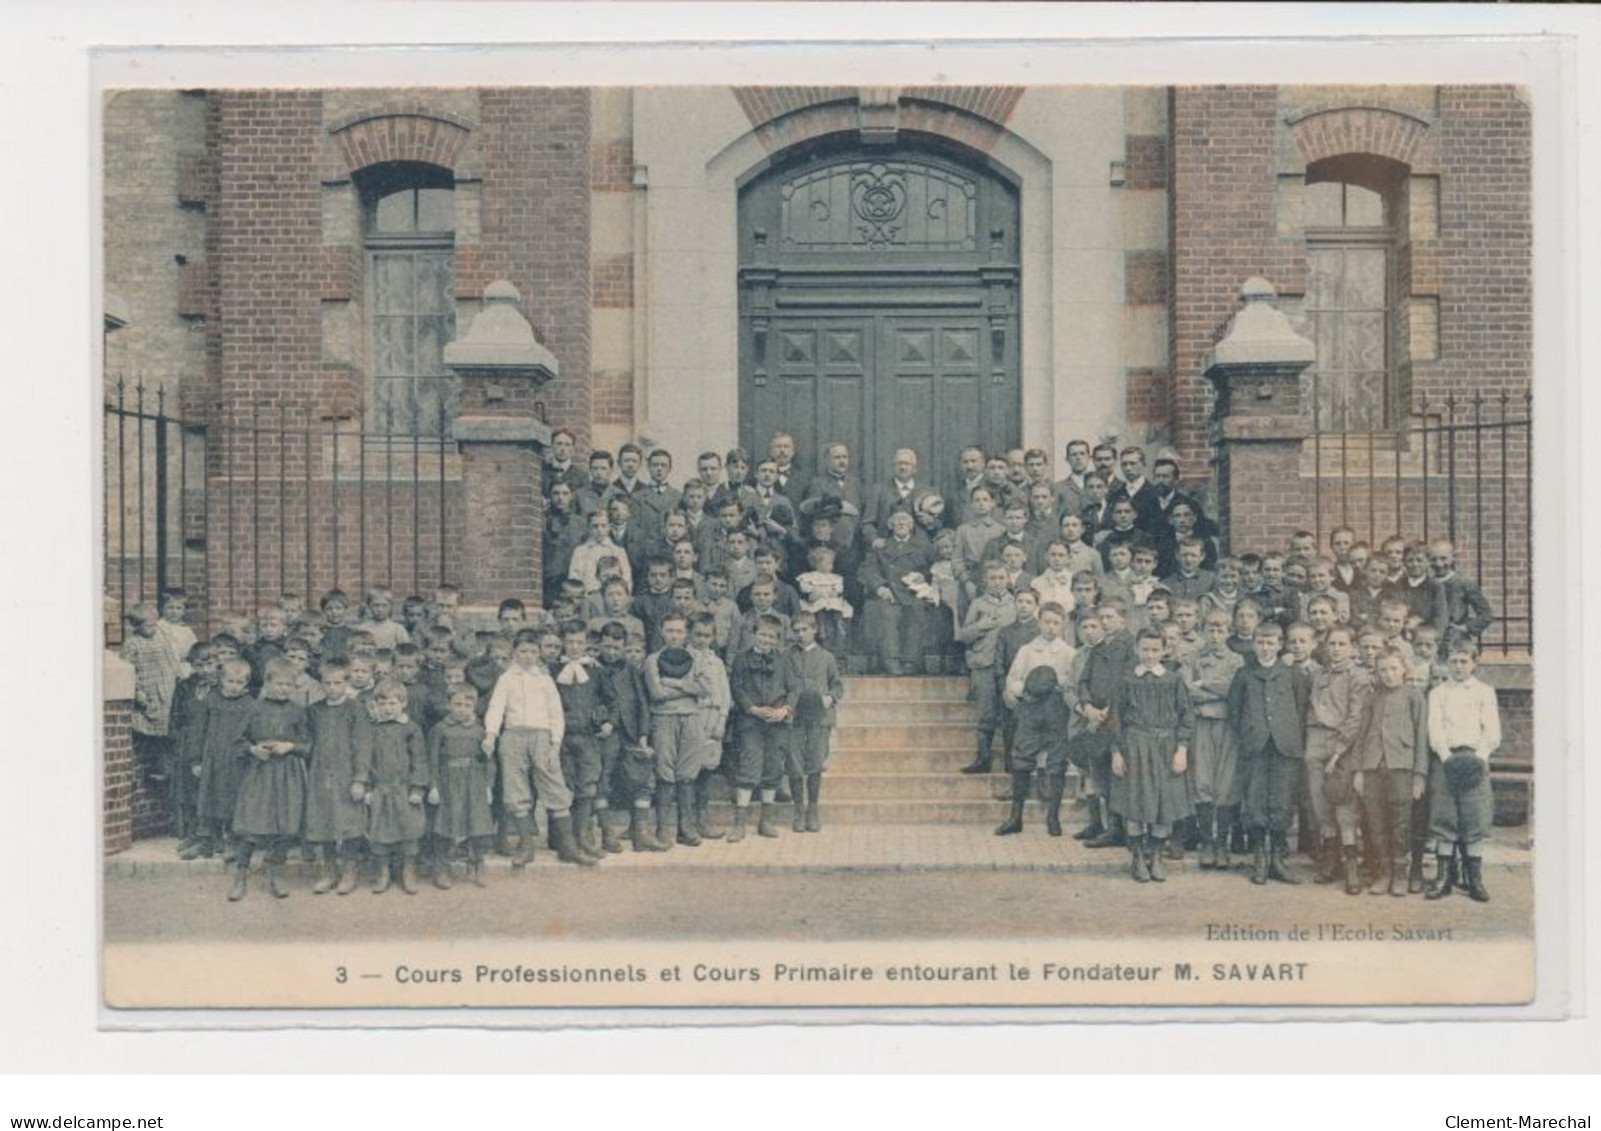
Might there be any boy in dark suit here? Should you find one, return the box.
[1227,622,1311,885]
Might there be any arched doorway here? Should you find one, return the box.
[738,141,1021,499]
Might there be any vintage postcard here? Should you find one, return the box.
[95,46,1564,1018]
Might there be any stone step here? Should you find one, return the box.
[832,723,979,750]
[836,700,977,724]
[815,772,1004,801]
[842,676,971,698]
[826,748,984,773]
[703,799,1060,825]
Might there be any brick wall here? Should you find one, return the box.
[1423,86,1532,408]
[1212,427,1309,560]
[202,92,327,619]
[479,89,593,446]
[104,700,135,854]
[1175,86,1530,627]
[1170,87,1303,471]
[182,89,593,619]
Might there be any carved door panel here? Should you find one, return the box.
[876,316,1009,503]
[744,319,873,495]
[739,143,1020,500]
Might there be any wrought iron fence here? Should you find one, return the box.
[104,379,460,644]
[1308,389,1532,654]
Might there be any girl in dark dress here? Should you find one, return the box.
[356,678,430,895]
[302,657,370,895]
[427,686,495,887]
[1110,628,1195,883]
[229,658,310,901]
[192,657,256,862]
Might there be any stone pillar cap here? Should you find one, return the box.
[444,280,559,379]
[1208,278,1315,370]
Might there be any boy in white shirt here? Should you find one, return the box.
[1425,641,1502,902]
[483,629,596,867]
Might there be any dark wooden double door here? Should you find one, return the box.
[742,312,1016,503]
[738,144,1021,500]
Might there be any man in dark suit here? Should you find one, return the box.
[611,443,647,499]
[1053,438,1093,521]
[745,457,798,553]
[633,447,681,541]
[1090,442,1123,497]
[575,449,617,516]
[800,442,866,560]
[542,428,587,499]
[1109,445,1173,540]
[1149,457,1210,534]
[768,432,801,498]
[862,447,940,549]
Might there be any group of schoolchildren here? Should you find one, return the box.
[120,577,844,902]
[116,430,1503,904]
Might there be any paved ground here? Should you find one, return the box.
[105,825,1533,943]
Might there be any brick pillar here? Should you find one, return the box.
[1204,278,1316,555]
[104,653,137,855]
[445,280,557,610]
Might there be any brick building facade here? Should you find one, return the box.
[102,85,1532,841]
[104,83,1529,631]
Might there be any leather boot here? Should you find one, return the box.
[1464,856,1490,903]
[629,806,668,853]
[552,814,600,866]
[335,857,358,896]
[959,753,993,775]
[1408,848,1425,895]
[313,846,337,894]
[995,772,1028,835]
[1368,851,1391,895]
[1130,838,1149,883]
[227,847,252,902]
[675,783,701,847]
[1147,836,1167,882]
[1250,838,1269,885]
[1314,838,1340,884]
[1193,804,1215,866]
[433,845,454,890]
[1074,796,1105,841]
[1267,835,1300,884]
[599,808,625,854]
[400,859,419,895]
[727,806,747,844]
[1044,773,1065,837]
[696,777,725,841]
[805,773,822,832]
[1388,855,1408,897]
[372,856,393,894]
[757,802,780,837]
[1343,845,1363,896]
[1218,806,1239,868]
[513,814,535,870]
[654,782,675,845]
[1426,852,1458,900]
[1085,811,1124,850]
[573,796,599,857]
[791,776,808,832]
[266,858,289,899]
